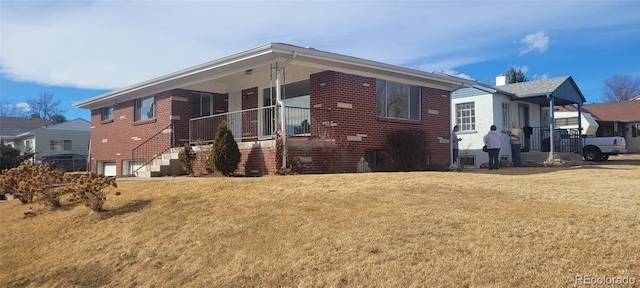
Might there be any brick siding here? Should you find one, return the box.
[90,71,452,176]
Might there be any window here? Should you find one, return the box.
[191,92,213,117]
[101,106,114,121]
[264,79,311,136]
[555,117,579,126]
[633,123,640,138]
[25,140,33,152]
[376,80,421,120]
[502,103,511,130]
[50,140,72,151]
[460,156,475,167]
[135,96,156,121]
[456,102,475,131]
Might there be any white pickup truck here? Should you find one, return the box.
[547,129,627,161]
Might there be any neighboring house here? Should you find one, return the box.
[3,118,91,160]
[451,76,585,167]
[73,43,476,177]
[0,116,52,152]
[580,101,640,153]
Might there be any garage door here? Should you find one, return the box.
[102,162,116,176]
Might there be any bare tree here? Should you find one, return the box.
[50,114,67,124]
[601,74,640,102]
[27,92,65,120]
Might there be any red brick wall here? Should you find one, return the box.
[89,89,192,175]
[191,143,277,176]
[89,71,452,176]
[308,70,451,172]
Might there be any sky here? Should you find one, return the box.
[1,0,639,121]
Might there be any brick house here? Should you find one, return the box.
[74,43,475,176]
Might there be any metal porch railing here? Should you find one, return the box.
[521,126,581,153]
[130,123,175,175]
[189,106,332,144]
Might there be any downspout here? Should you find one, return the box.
[275,51,297,169]
[548,94,555,160]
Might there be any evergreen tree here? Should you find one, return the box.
[209,120,241,176]
[505,67,528,84]
[1,145,21,171]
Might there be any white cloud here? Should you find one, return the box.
[440,70,475,81]
[513,66,529,74]
[533,73,549,80]
[519,32,550,55]
[15,102,31,112]
[0,1,638,89]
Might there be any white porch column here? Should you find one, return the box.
[275,63,287,169]
[577,103,583,153]
[548,94,555,160]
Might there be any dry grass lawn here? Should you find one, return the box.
[1,158,639,287]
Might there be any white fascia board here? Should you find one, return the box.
[74,44,278,110]
[75,42,476,110]
[272,43,476,88]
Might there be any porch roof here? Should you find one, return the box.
[497,76,585,106]
[74,43,477,110]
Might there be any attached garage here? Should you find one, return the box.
[98,161,117,176]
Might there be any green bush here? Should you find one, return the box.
[209,120,241,176]
[1,144,21,172]
[178,143,195,175]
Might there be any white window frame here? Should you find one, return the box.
[456,102,475,131]
[502,102,511,131]
[25,140,33,152]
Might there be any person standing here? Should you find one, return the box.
[451,125,462,164]
[509,121,522,167]
[483,125,502,170]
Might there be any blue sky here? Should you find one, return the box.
[1,1,639,121]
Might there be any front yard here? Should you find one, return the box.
[1,157,638,287]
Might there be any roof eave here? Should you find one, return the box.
[75,43,477,110]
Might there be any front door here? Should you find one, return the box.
[260,88,276,138]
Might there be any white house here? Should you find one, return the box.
[451,76,586,167]
[4,118,91,160]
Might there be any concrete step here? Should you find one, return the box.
[136,148,184,178]
[162,152,179,159]
[136,170,161,177]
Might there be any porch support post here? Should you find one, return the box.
[275,63,287,169]
[577,102,583,154]
[274,52,297,170]
[547,94,555,160]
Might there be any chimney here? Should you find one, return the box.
[496,75,507,86]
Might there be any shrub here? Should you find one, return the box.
[1,144,21,172]
[0,162,117,212]
[209,120,241,176]
[178,143,196,175]
[63,173,117,212]
[386,130,428,171]
[0,162,61,204]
